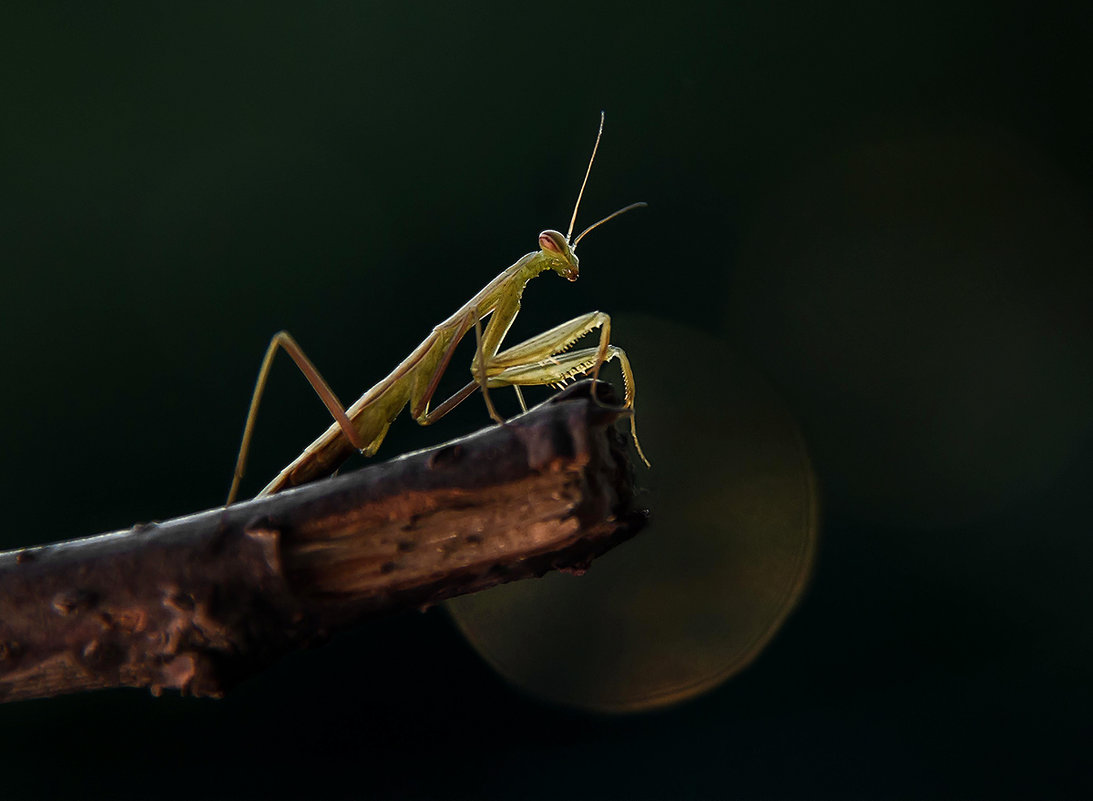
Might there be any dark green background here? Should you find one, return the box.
[1,3,1090,798]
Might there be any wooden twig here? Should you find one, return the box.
[0,381,646,703]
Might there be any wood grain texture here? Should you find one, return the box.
[0,382,646,703]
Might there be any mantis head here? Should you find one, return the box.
[538,229,580,281]
[536,195,648,283]
[536,112,647,283]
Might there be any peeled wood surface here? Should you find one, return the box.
[0,382,646,703]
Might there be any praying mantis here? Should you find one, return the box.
[226,113,648,505]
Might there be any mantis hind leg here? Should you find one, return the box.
[227,331,366,505]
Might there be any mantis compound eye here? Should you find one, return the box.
[538,231,566,253]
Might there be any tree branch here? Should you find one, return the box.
[0,381,646,703]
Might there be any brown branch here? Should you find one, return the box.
[0,381,646,703]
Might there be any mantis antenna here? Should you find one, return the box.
[567,111,606,243]
[573,201,647,248]
[565,112,647,250]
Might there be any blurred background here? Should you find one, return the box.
[1,2,1090,798]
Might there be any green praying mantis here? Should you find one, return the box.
[226,113,648,505]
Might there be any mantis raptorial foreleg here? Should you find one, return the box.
[478,310,647,466]
[227,112,649,504]
[479,311,634,411]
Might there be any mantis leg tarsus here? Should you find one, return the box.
[626,408,651,468]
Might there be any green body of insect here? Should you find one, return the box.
[227,114,648,504]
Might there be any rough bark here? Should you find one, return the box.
[0,382,646,703]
